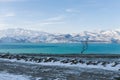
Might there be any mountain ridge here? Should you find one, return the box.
[0,28,120,43]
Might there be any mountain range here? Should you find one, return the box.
[0,28,120,43]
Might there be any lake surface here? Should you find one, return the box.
[0,43,120,54]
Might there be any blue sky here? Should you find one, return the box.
[0,0,120,33]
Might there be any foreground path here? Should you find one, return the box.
[0,58,120,80]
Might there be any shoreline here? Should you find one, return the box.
[0,53,120,80]
[1,52,120,58]
[0,53,120,71]
[22,54,120,58]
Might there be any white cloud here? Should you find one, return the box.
[29,21,64,27]
[115,28,120,31]
[0,15,65,30]
[38,21,64,26]
[66,8,80,13]
[0,12,15,18]
[24,16,65,27]
[0,23,8,30]
[0,23,5,27]
[4,13,15,17]
[0,12,15,30]
[37,16,65,26]
[45,16,65,21]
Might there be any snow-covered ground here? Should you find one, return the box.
[0,72,30,80]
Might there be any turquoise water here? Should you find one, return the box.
[0,43,120,54]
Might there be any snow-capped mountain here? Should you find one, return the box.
[0,28,120,43]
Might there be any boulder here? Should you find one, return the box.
[79,60,85,64]
[101,61,107,67]
[111,62,119,67]
[86,61,92,65]
[70,59,78,64]
[61,59,69,64]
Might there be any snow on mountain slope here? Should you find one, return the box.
[0,28,120,43]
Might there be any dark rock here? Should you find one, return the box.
[96,61,101,64]
[51,58,59,62]
[91,62,98,65]
[86,61,92,65]
[101,61,107,67]
[36,58,42,63]
[92,61,102,65]
[44,57,53,62]
[114,77,120,80]
[70,59,78,64]
[33,58,41,62]
[29,57,35,61]
[16,57,21,60]
[61,59,69,63]
[43,57,58,62]
[15,55,22,60]
[22,58,28,61]
[0,54,10,58]
[79,60,85,64]
[7,56,12,59]
[111,62,119,67]
[18,55,29,61]
[19,55,27,59]
[118,69,120,71]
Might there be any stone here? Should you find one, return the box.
[70,59,78,64]
[101,61,107,67]
[111,62,119,67]
[61,59,69,63]
[86,61,92,65]
[79,60,85,64]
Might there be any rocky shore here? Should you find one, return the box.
[0,53,120,80]
[0,53,120,70]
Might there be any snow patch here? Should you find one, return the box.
[0,72,30,80]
